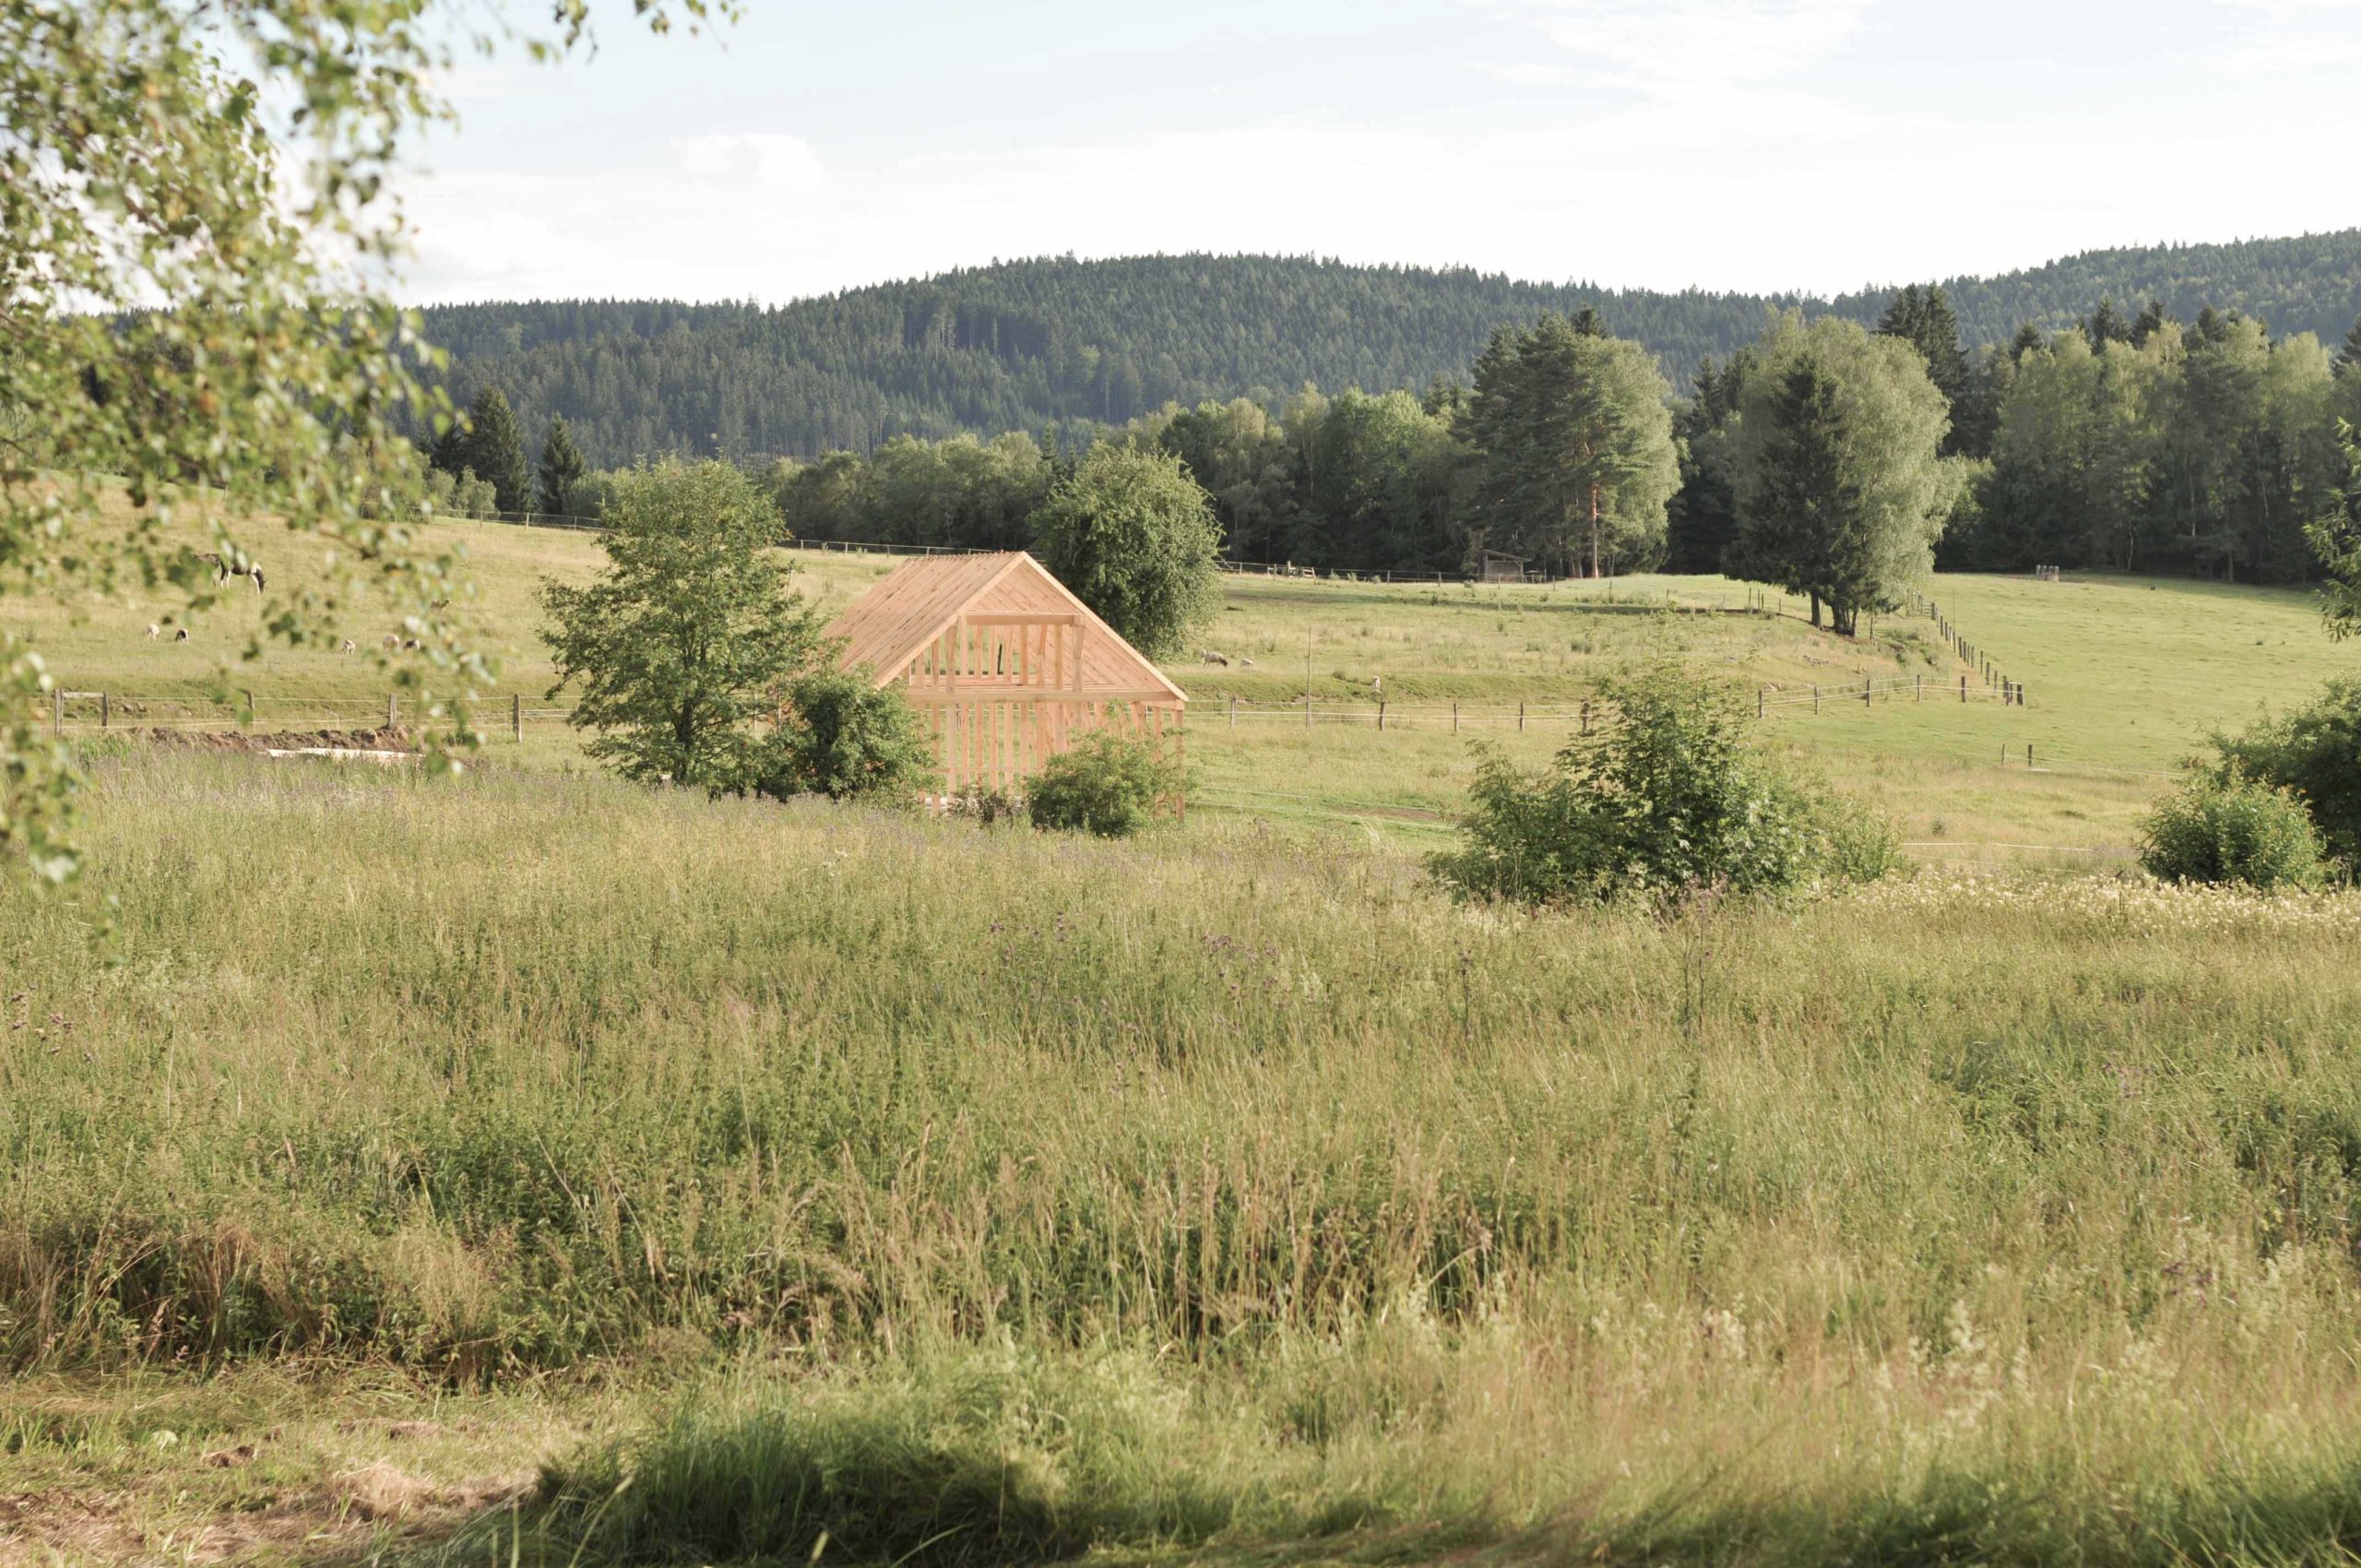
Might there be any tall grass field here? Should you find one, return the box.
[7,753,2361,1563]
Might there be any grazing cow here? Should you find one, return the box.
[1198,648,1229,666]
[382,634,399,650]
[145,623,160,640]
[174,627,189,642]
[192,552,265,592]
[339,638,356,655]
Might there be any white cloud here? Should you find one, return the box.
[1492,0,1875,95]
[672,132,826,196]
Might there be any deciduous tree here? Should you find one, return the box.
[541,460,818,792]
[1733,315,1952,635]
[1028,446,1221,659]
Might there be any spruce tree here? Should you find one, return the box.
[1466,313,1678,577]
[428,417,467,479]
[2337,315,2361,380]
[2011,322,2046,361]
[1877,283,1971,453]
[460,387,532,515]
[2083,297,2130,348]
[2130,298,2169,349]
[1733,315,1951,636]
[538,414,587,516]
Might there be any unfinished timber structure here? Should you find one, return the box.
[824,552,1187,802]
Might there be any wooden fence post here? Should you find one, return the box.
[100,691,110,730]
[241,689,254,730]
[1518,701,1525,732]
[513,693,523,743]
[1452,701,1459,733]
[1228,694,1236,730]
[1813,684,1820,715]
[1582,700,1591,734]
[1959,675,1967,703]
[1377,700,1386,732]
[1758,687,1765,719]
[2027,743,2035,768]
[1915,674,1922,702]
[1862,678,1871,707]
[51,687,61,737]
[1304,693,1311,731]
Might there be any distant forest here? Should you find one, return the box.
[418,233,2361,466]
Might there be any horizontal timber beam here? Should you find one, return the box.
[903,688,1184,705]
[957,612,1082,627]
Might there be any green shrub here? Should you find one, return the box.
[1026,730,1180,837]
[2207,679,2361,869]
[2140,771,2326,890]
[760,669,936,803]
[1430,658,1898,905]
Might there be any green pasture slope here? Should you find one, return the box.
[9,500,2361,1563]
[12,495,2357,856]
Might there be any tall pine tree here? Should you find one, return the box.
[460,387,532,515]
[1467,314,1678,577]
[1877,283,1973,454]
[538,414,587,516]
[1733,315,1952,636]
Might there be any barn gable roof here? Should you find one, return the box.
[825,552,1186,704]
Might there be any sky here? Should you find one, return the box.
[396,0,2361,307]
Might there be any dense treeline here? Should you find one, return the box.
[439,282,2361,595]
[416,236,2361,467]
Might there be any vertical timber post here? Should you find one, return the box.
[513,693,523,743]
[100,692,109,730]
[1518,701,1525,732]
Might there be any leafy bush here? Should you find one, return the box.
[1028,445,1222,659]
[1431,658,1898,905]
[2140,771,2325,890]
[1026,730,1181,837]
[760,669,936,803]
[2207,679,2361,870]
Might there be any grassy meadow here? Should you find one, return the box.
[13,493,2359,856]
[6,758,2361,1562]
[9,496,2361,1563]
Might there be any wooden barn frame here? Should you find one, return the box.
[825,552,1187,805]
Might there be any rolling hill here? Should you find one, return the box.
[418,232,2361,466]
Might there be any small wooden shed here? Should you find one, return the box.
[825,552,1187,798]
[1472,548,1528,584]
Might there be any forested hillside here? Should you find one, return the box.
[419,235,2361,466]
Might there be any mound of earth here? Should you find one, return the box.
[133,726,417,754]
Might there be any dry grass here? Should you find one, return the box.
[7,755,2361,1561]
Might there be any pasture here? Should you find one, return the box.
[7,758,2361,1565]
[12,493,2358,856]
[8,497,2361,1564]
